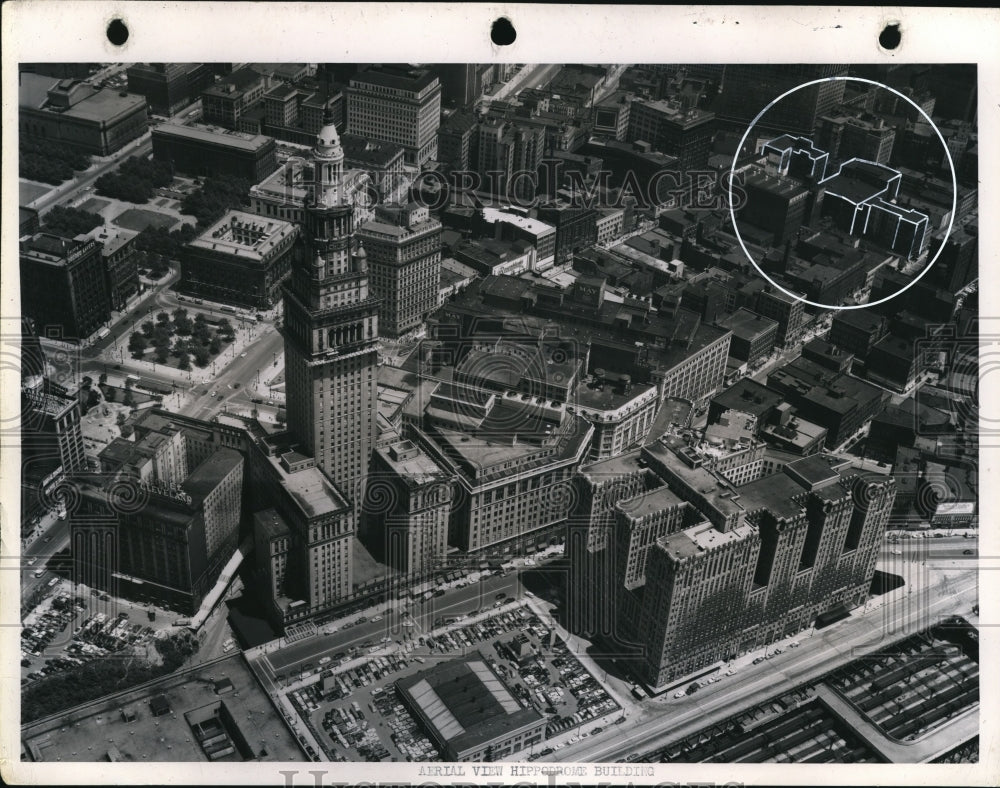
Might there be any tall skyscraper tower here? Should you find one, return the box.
[282,108,380,508]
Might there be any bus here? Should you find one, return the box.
[97,327,110,340]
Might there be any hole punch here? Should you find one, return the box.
[879,22,901,51]
[491,17,516,46]
[107,18,129,46]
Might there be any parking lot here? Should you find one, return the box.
[20,578,195,688]
[20,587,158,686]
[280,603,621,762]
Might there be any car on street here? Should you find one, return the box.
[26,558,36,566]
[371,615,383,622]
[789,641,800,648]
[753,656,765,665]
[963,549,974,555]
[673,690,686,698]
[319,656,332,665]
[725,668,737,675]
[891,549,903,555]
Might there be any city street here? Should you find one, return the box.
[258,570,525,680]
[23,135,154,216]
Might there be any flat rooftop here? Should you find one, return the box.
[257,436,350,518]
[712,379,783,417]
[153,122,272,153]
[376,441,449,485]
[576,380,655,412]
[182,448,243,504]
[580,449,647,480]
[189,210,296,261]
[19,72,146,123]
[657,520,754,561]
[620,485,684,520]
[21,653,302,762]
[716,308,779,340]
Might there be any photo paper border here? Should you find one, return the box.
[2,3,998,785]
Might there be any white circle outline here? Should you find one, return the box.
[727,76,958,311]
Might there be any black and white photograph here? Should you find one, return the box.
[2,4,998,786]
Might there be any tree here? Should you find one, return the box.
[154,344,170,364]
[217,318,234,336]
[152,325,172,348]
[141,321,155,338]
[116,411,127,427]
[41,205,104,237]
[156,311,171,325]
[98,372,108,386]
[178,352,191,371]
[192,322,212,345]
[192,344,211,368]
[123,390,135,408]
[128,332,147,358]
[209,335,222,355]
[172,308,192,335]
[104,386,116,403]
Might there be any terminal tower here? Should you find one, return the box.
[281,107,380,516]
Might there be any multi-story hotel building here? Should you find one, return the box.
[72,411,246,614]
[346,66,442,166]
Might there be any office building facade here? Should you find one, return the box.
[356,203,443,337]
[20,233,110,341]
[346,66,442,166]
[180,211,298,309]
